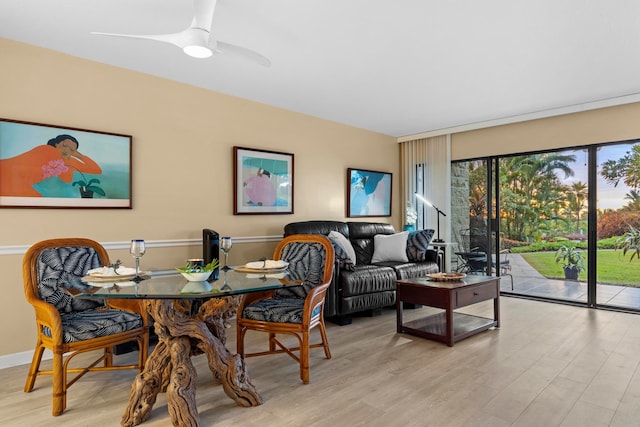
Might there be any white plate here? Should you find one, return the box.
[234,266,289,273]
[87,280,138,288]
[82,272,148,282]
[244,272,288,279]
[87,266,137,276]
[244,260,289,270]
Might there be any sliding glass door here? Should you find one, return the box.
[596,142,640,310]
[452,141,640,312]
[499,150,589,302]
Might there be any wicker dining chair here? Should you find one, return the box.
[22,238,149,416]
[236,234,335,384]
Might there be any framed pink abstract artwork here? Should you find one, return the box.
[233,146,294,215]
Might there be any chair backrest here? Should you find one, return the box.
[459,228,489,254]
[23,238,109,314]
[273,234,335,298]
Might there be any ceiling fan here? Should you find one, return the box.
[91,0,271,67]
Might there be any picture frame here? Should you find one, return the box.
[233,146,294,215]
[347,168,392,217]
[0,118,132,208]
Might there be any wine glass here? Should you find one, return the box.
[221,237,232,271]
[129,239,146,281]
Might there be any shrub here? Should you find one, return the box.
[598,211,640,239]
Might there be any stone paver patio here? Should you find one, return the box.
[497,253,640,310]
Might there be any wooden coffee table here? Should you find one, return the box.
[396,275,500,346]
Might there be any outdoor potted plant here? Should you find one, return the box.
[554,244,585,280]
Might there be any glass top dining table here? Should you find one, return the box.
[75,269,299,301]
[74,268,297,426]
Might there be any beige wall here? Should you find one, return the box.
[0,38,398,358]
[451,102,640,160]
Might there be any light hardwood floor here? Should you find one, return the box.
[3,297,640,427]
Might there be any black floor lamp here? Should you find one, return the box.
[415,193,446,243]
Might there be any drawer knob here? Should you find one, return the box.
[473,292,479,296]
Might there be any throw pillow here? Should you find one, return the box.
[328,230,357,265]
[406,229,435,262]
[327,236,355,271]
[371,232,409,263]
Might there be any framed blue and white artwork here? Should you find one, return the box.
[347,168,392,217]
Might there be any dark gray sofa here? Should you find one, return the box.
[284,220,439,325]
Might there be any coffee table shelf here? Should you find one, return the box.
[402,311,497,344]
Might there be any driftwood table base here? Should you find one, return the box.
[121,297,262,427]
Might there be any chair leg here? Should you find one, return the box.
[300,331,310,384]
[51,352,65,416]
[318,321,332,359]
[104,346,113,367]
[236,326,247,358]
[24,343,45,392]
[269,332,277,352]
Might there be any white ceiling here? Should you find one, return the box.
[2,0,640,137]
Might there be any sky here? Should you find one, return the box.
[560,144,634,211]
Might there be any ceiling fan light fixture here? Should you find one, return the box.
[183,45,213,58]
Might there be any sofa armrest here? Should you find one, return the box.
[322,257,340,318]
[424,249,439,263]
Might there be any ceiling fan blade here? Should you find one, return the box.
[216,41,271,67]
[92,28,214,53]
[192,0,217,32]
[91,31,185,48]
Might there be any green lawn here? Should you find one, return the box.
[520,250,640,286]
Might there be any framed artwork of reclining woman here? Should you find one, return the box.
[0,118,132,208]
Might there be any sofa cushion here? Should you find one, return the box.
[392,262,439,279]
[406,229,435,262]
[340,265,397,297]
[371,232,409,263]
[328,230,357,265]
[340,291,396,315]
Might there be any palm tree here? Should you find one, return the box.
[622,189,640,212]
[499,153,576,241]
[601,143,640,189]
[566,181,588,233]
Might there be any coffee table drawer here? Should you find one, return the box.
[455,283,497,308]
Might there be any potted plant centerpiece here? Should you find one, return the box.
[554,244,585,280]
[177,259,220,282]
